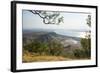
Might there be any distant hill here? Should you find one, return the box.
[35,32,59,42]
[23,30,82,51]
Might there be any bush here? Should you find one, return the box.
[73,38,91,59]
[81,38,91,50]
[61,51,75,58]
[23,40,63,56]
[73,48,91,59]
[73,49,85,58]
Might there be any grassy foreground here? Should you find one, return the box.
[22,51,71,63]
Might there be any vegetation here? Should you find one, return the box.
[23,40,63,56]
[28,10,64,24]
[73,38,91,59]
[23,50,70,63]
[72,14,91,59]
[23,37,91,62]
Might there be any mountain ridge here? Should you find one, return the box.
[23,31,82,50]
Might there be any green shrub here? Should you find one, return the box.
[72,38,91,59]
[73,48,91,59]
[23,40,63,56]
[81,38,91,50]
[61,51,75,58]
[81,38,91,58]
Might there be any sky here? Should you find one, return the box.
[22,10,90,31]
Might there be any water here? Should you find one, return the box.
[54,29,87,38]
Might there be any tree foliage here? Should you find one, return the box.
[28,10,64,24]
[86,15,91,27]
[23,40,63,56]
[81,38,91,50]
[73,15,91,59]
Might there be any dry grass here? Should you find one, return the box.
[22,51,71,63]
[22,50,90,63]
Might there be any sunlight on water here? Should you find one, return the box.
[55,30,87,38]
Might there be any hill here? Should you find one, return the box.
[23,30,82,51]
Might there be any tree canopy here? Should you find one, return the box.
[28,10,64,25]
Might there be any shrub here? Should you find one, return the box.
[61,51,75,58]
[81,38,91,50]
[81,38,91,58]
[73,38,91,59]
[23,40,63,56]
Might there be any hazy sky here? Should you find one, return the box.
[22,10,90,31]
